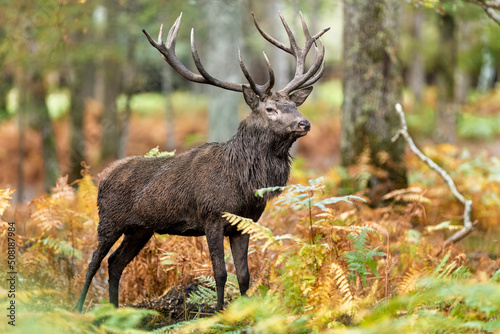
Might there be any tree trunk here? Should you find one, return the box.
[205,0,242,143]
[341,0,407,203]
[68,61,94,183]
[408,6,425,102]
[434,13,457,144]
[0,73,11,121]
[30,73,60,190]
[100,59,121,162]
[455,16,472,106]
[118,92,132,159]
[118,34,137,159]
[15,69,27,203]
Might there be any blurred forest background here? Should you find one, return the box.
[2,0,500,333]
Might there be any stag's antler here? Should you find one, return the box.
[142,12,328,97]
[252,11,329,93]
[142,13,273,97]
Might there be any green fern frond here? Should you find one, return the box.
[490,269,500,282]
[432,252,451,277]
[451,266,472,280]
[38,237,82,259]
[255,185,288,198]
[348,225,377,235]
[437,261,457,279]
[144,146,175,158]
[196,275,217,289]
[188,285,217,306]
[348,228,370,251]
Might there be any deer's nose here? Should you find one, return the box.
[298,120,311,131]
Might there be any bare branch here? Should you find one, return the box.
[484,7,500,24]
[392,103,474,244]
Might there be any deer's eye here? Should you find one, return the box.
[266,107,276,114]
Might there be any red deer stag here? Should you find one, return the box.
[76,12,328,312]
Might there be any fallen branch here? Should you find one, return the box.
[392,103,474,245]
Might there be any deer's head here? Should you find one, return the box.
[143,12,329,139]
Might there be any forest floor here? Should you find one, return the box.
[130,282,217,328]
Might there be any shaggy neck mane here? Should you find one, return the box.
[223,116,296,196]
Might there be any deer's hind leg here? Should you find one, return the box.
[107,229,153,307]
[76,226,122,312]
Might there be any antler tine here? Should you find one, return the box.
[300,58,326,89]
[269,12,329,94]
[165,13,182,49]
[144,12,327,98]
[262,52,275,95]
[282,38,326,93]
[278,11,299,57]
[238,48,260,94]
[299,11,331,51]
[299,11,312,47]
[238,49,275,97]
[143,13,245,92]
[299,11,324,55]
[252,12,292,54]
[313,27,330,42]
[190,29,237,90]
[157,24,164,44]
[143,15,206,84]
[190,29,244,92]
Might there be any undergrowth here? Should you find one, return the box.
[1,145,500,333]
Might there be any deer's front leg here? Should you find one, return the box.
[229,233,250,296]
[206,228,227,311]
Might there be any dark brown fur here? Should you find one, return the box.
[75,88,312,312]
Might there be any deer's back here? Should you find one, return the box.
[97,144,266,236]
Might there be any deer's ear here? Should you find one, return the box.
[242,85,260,109]
[289,87,313,107]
